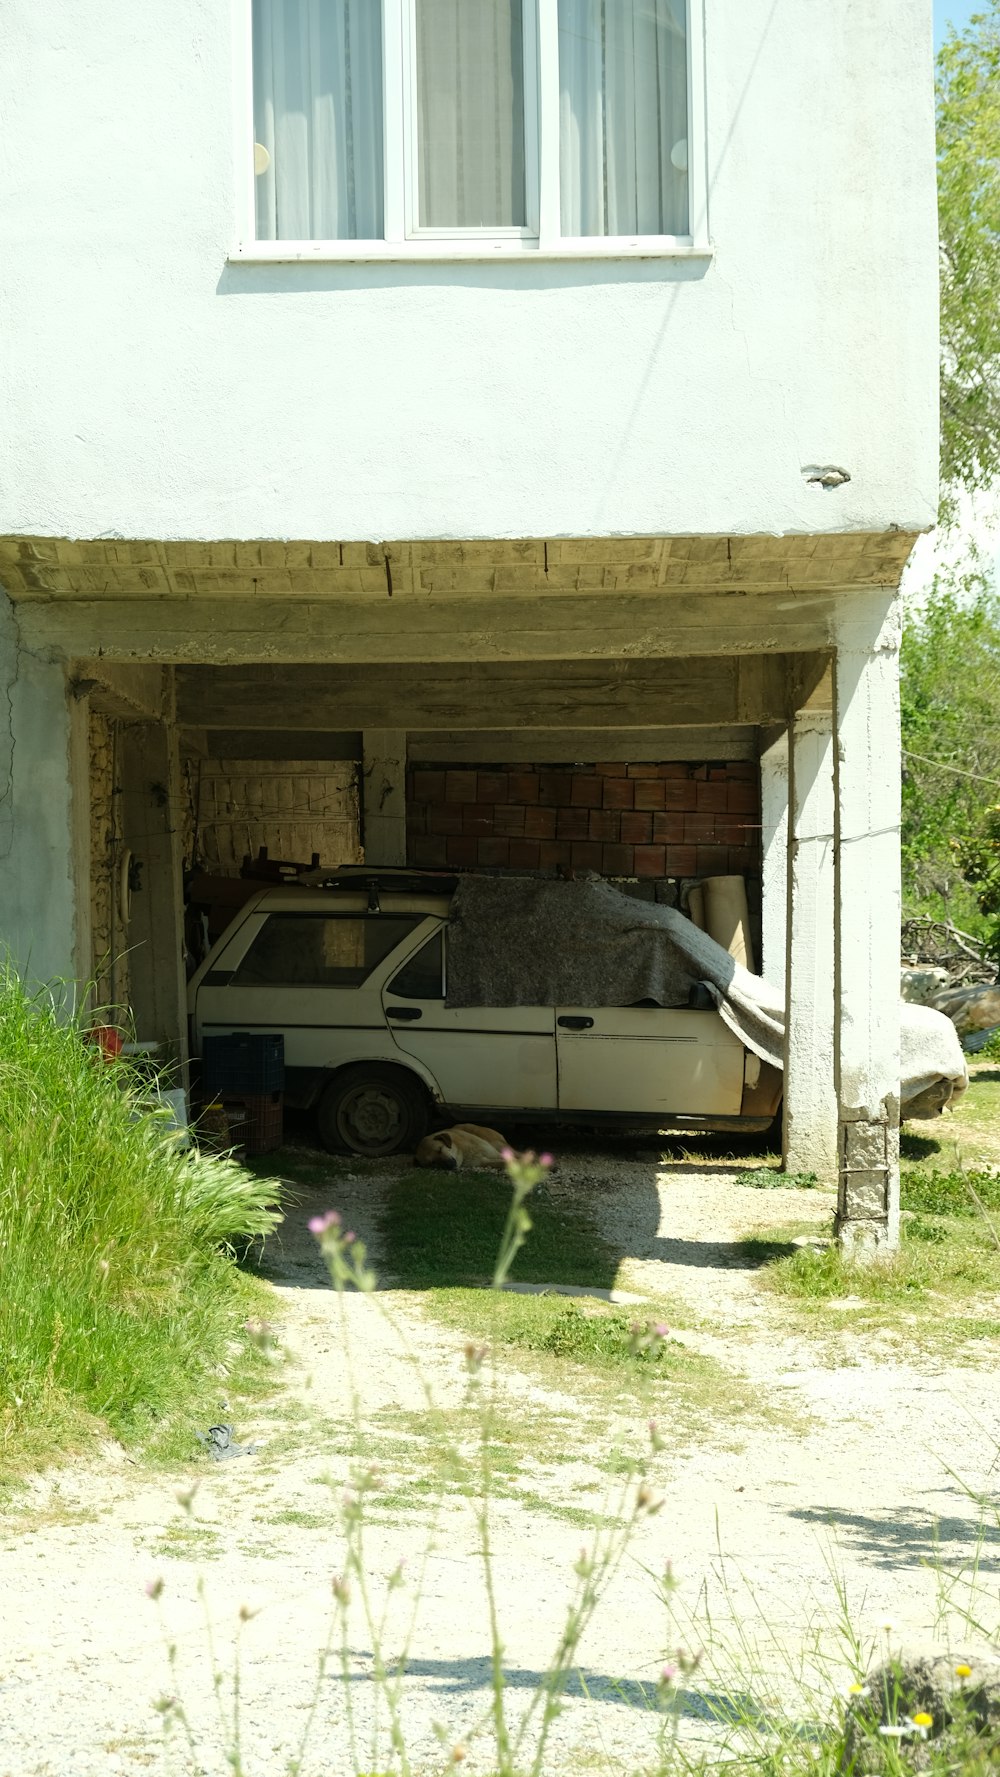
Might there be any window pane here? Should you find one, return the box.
[415,0,526,228]
[253,0,383,240]
[234,915,420,986]
[387,931,445,999]
[558,0,688,236]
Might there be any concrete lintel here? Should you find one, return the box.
[408,726,757,764]
[18,593,837,666]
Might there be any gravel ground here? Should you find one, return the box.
[3,1135,1000,1776]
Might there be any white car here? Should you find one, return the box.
[188,870,782,1156]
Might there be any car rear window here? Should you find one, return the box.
[232,915,423,988]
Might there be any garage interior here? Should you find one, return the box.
[0,529,910,1250]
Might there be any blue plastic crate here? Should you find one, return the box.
[201,1032,284,1095]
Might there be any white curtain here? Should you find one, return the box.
[558,0,688,236]
[253,0,383,240]
[415,0,526,228]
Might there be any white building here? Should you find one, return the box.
[0,0,939,1248]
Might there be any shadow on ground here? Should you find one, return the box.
[784,1504,1000,1572]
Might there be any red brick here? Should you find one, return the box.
[620,810,652,844]
[445,770,478,803]
[728,845,758,872]
[410,834,448,867]
[684,812,720,843]
[634,844,667,877]
[633,780,666,811]
[602,777,635,810]
[509,838,541,869]
[662,781,698,811]
[571,841,604,872]
[556,807,591,840]
[524,805,557,839]
[539,840,573,870]
[588,808,620,842]
[664,845,697,875]
[412,769,446,802]
[478,838,510,867]
[696,781,729,813]
[727,761,758,780]
[709,767,729,782]
[695,844,728,871]
[406,802,427,835]
[493,804,526,837]
[728,782,759,813]
[477,771,508,803]
[507,771,540,803]
[595,761,628,776]
[446,836,478,866]
[716,819,751,845]
[627,763,660,778]
[652,812,686,843]
[602,843,634,875]
[538,769,576,806]
[691,764,709,781]
[428,804,464,835]
[658,762,690,779]
[462,803,495,834]
[570,774,604,807]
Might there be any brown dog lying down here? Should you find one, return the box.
[414,1124,509,1171]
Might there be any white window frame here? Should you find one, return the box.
[231,0,710,262]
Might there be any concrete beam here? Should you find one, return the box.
[72,660,167,721]
[175,658,792,732]
[362,731,407,866]
[18,593,840,665]
[408,726,757,763]
[187,729,363,761]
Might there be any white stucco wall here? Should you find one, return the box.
[0,1,938,544]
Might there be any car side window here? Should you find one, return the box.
[232,915,422,988]
[386,930,445,1000]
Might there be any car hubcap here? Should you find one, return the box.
[338,1084,404,1153]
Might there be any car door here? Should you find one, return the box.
[382,927,558,1110]
[555,1005,745,1116]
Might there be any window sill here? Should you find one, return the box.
[229,237,714,264]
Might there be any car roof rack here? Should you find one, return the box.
[294,864,460,895]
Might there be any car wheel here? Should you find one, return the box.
[317,1064,430,1158]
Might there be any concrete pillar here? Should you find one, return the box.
[362,730,407,866]
[759,728,788,990]
[832,597,902,1255]
[0,596,90,992]
[782,711,837,1183]
[121,720,189,1068]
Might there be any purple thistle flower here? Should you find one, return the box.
[308,1210,341,1237]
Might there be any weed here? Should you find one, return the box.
[0,965,283,1476]
[736,1166,820,1190]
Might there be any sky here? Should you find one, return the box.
[934,0,985,48]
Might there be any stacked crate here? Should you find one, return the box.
[200,1033,284,1155]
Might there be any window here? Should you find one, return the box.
[238,0,705,257]
[386,929,445,999]
[233,913,422,986]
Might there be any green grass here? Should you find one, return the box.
[378,1167,621,1289]
[0,966,284,1477]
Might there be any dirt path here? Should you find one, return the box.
[3,1143,1000,1776]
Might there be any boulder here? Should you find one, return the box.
[840,1653,1000,1773]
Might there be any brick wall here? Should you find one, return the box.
[406,761,760,880]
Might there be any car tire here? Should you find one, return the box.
[316,1064,430,1158]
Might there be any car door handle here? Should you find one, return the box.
[386,1006,423,1022]
[558,1015,594,1030]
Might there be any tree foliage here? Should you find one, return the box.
[901,576,1000,924]
[938,5,1000,504]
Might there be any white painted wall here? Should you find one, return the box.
[0,1,937,544]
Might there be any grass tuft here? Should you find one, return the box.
[0,965,283,1476]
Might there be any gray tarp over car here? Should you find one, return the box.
[446,877,968,1117]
